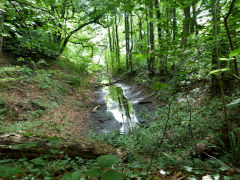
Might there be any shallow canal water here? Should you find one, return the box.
[102,83,139,134]
[93,76,141,134]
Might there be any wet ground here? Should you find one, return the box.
[92,76,150,134]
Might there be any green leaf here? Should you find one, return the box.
[152,82,168,90]
[60,173,72,180]
[219,58,234,61]
[219,166,229,171]
[127,161,142,169]
[31,157,46,166]
[86,168,102,178]
[0,165,24,178]
[101,170,124,180]
[60,171,82,180]
[152,82,161,90]
[227,99,240,108]
[71,170,82,179]
[209,68,229,75]
[184,166,193,172]
[229,48,240,58]
[97,155,121,168]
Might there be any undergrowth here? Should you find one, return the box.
[0,58,90,136]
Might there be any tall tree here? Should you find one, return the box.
[137,14,143,53]
[0,3,4,56]
[129,14,134,72]
[155,0,162,47]
[181,4,191,46]
[172,7,177,41]
[125,11,130,70]
[190,2,198,35]
[148,0,155,77]
[115,15,120,69]
[223,0,239,76]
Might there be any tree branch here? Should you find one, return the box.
[59,14,103,56]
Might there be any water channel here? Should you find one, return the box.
[93,76,144,134]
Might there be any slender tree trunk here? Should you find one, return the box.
[211,0,221,92]
[223,0,239,76]
[112,25,116,52]
[115,16,120,69]
[155,0,162,47]
[0,5,4,56]
[173,8,177,41]
[146,7,150,66]
[130,14,134,72]
[107,18,114,69]
[190,3,198,35]
[138,15,143,53]
[111,24,116,69]
[107,25,113,54]
[149,1,155,77]
[172,7,177,72]
[125,11,130,70]
[181,5,191,46]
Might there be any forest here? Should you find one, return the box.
[0,0,240,179]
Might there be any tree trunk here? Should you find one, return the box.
[181,5,191,46]
[155,0,162,47]
[0,134,125,159]
[137,15,143,53]
[130,14,134,72]
[107,18,114,70]
[173,8,177,41]
[190,3,198,35]
[115,16,120,69]
[0,5,4,56]
[211,0,221,93]
[112,24,116,69]
[148,1,155,77]
[223,0,239,76]
[124,11,130,70]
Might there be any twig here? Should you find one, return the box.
[233,74,240,81]
[203,152,240,173]
[147,97,174,174]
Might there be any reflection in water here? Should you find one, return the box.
[102,84,139,134]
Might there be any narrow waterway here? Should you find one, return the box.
[92,76,146,134]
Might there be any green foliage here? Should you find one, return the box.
[0,164,24,178]
[209,68,229,75]
[91,97,223,154]
[10,142,37,150]
[102,170,124,180]
[229,48,240,58]
[152,82,168,90]
[86,168,102,178]
[97,155,121,168]
[229,131,240,162]
[0,98,6,120]
[61,171,82,180]
[227,98,240,108]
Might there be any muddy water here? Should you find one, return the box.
[93,76,143,134]
[103,84,139,134]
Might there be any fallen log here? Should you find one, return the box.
[0,133,125,159]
